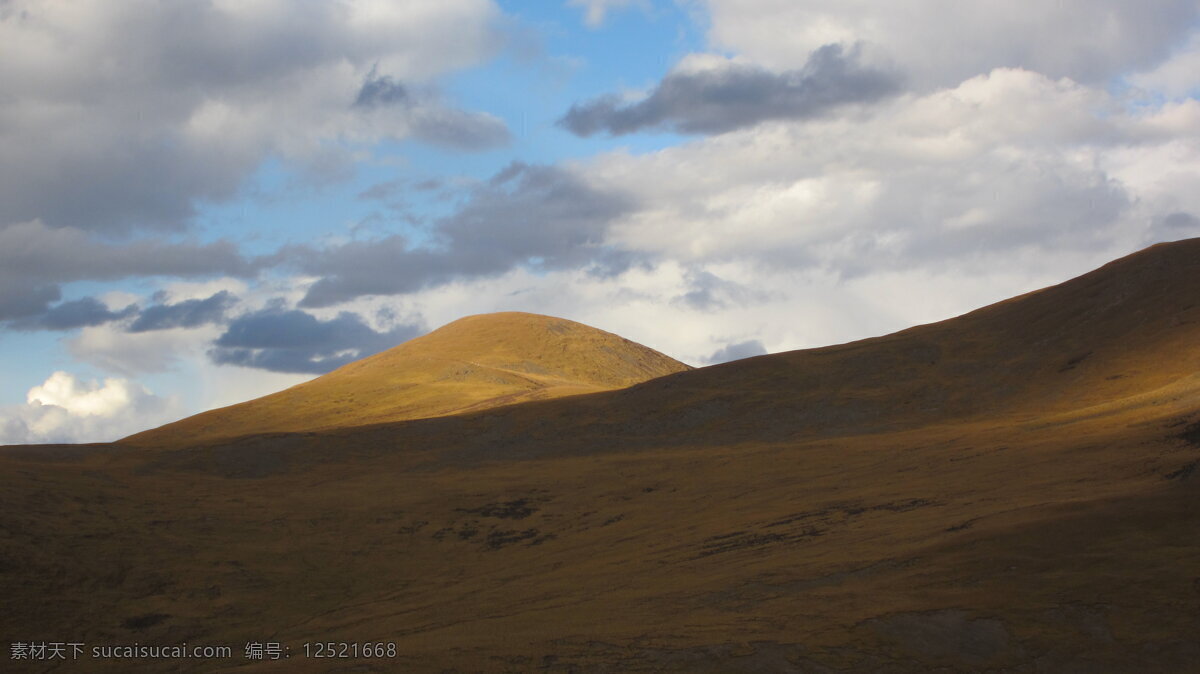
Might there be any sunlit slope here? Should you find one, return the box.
[123,312,690,446]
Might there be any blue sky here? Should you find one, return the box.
[2,0,1199,443]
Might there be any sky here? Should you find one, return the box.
[1,0,1199,444]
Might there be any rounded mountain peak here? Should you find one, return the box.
[124,312,689,446]
[338,311,682,390]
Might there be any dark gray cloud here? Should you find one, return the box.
[292,162,637,308]
[0,221,255,283]
[354,72,411,108]
[128,290,236,333]
[559,44,901,137]
[3,285,236,336]
[0,222,255,324]
[1,134,250,234]
[0,220,256,322]
[0,282,62,322]
[706,339,767,365]
[209,304,422,374]
[7,297,136,331]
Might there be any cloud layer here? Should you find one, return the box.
[209,304,422,374]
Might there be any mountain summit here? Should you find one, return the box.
[125,312,689,446]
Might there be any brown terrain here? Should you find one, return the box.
[2,238,1199,672]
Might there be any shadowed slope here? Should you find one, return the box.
[124,312,689,446]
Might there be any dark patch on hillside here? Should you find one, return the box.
[1176,421,1200,448]
[486,528,555,549]
[1059,351,1092,372]
[696,528,823,558]
[458,498,538,519]
[121,613,169,631]
[1165,461,1197,481]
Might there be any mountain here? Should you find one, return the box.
[3,239,1199,672]
[124,312,690,446]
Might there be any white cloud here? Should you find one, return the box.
[28,372,139,416]
[702,0,1199,89]
[0,372,181,444]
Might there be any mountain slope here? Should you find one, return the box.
[124,312,689,446]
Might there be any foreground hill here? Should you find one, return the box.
[2,239,1199,672]
[124,312,690,446]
